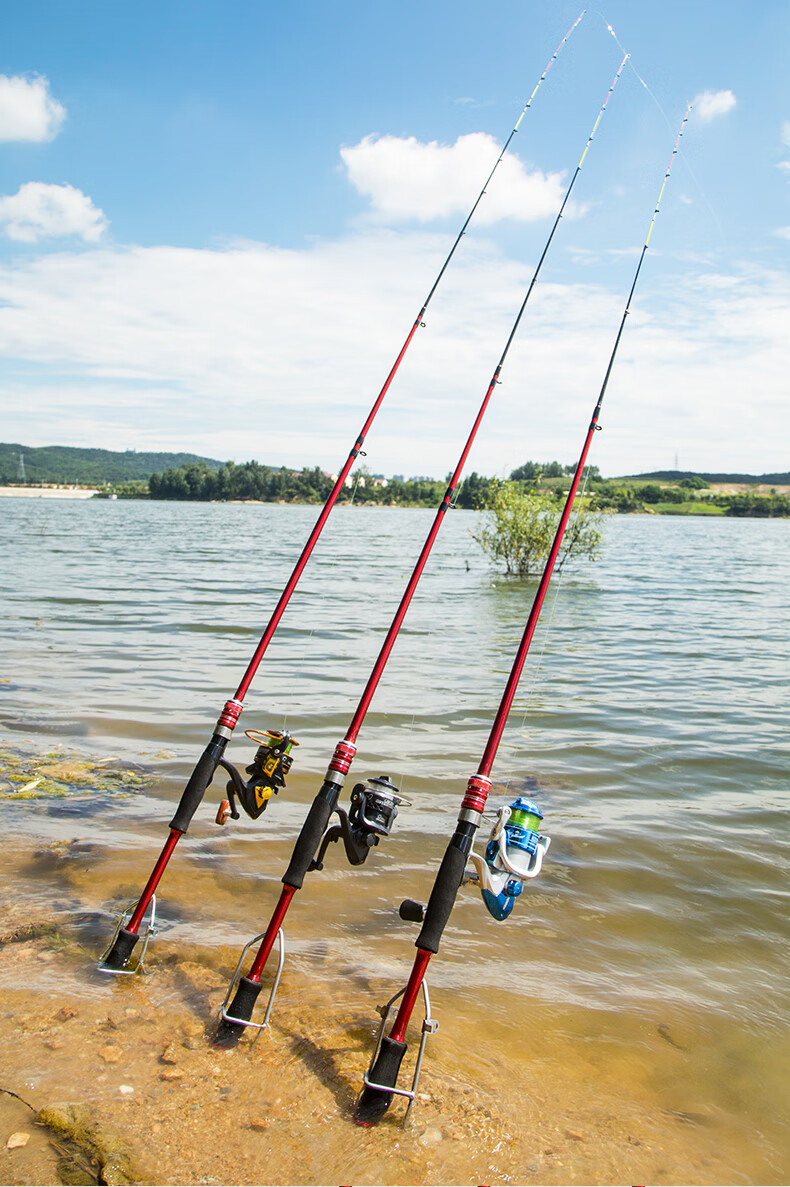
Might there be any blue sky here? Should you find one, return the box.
[1,1,788,478]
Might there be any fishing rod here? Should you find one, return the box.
[212,56,628,1048]
[97,14,586,976]
[354,104,693,1126]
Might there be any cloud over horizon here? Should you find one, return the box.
[0,74,66,142]
[341,132,570,224]
[0,231,785,478]
[0,182,108,242]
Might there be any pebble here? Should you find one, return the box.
[417,1127,443,1148]
[53,1006,77,1022]
[565,1129,586,1142]
[6,1132,30,1149]
[44,1039,64,1050]
[249,1118,269,1131]
[118,1085,135,1096]
[99,1044,123,1064]
[160,1043,179,1065]
[160,1068,184,1081]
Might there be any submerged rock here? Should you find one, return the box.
[35,1102,138,1186]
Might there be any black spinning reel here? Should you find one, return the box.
[215,729,299,824]
[309,775,408,869]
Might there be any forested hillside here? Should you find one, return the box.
[0,444,223,485]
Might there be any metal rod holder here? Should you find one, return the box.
[363,978,439,1122]
[219,928,285,1041]
[97,895,159,976]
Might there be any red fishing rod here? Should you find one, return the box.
[98,14,586,975]
[212,56,628,1047]
[354,105,693,1125]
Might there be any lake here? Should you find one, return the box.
[1,497,788,1184]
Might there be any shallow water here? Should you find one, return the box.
[2,498,789,1183]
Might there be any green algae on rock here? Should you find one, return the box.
[36,1103,138,1187]
[0,747,149,802]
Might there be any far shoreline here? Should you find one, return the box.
[3,484,790,518]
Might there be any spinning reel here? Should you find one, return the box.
[215,729,299,825]
[309,775,408,869]
[467,797,550,920]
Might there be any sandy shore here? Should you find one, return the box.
[0,486,100,499]
[0,883,743,1187]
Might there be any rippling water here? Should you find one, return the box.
[2,498,789,1181]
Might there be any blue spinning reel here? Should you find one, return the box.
[468,797,550,920]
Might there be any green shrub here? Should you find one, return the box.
[473,479,604,577]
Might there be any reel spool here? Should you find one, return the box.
[310,775,410,870]
[468,797,550,920]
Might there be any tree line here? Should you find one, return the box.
[139,459,790,518]
[147,461,465,508]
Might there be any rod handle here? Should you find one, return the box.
[282,780,340,889]
[102,927,139,971]
[416,834,470,954]
[169,735,227,833]
[355,1035,408,1126]
[214,976,264,1048]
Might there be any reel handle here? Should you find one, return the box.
[398,900,426,923]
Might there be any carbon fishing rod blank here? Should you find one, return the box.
[353,103,694,1127]
[95,12,587,978]
[209,37,626,1052]
[212,774,409,1048]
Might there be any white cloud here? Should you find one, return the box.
[341,132,568,224]
[0,182,107,242]
[781,121,790,147]
[775,227,790,239]
[0,233,787,478]
[0,74,65,141]
[692,89,736,123]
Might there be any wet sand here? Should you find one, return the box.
[0,858,747,1187]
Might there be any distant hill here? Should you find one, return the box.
[0,444,225,485]
[625,470,790,485]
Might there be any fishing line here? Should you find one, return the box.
[597,10,724,242]
[494,461,597,801]
[598,11,670,128]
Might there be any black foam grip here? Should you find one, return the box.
[416,838,469,954]
[399,899,426,923]
[355,1035,408,1125]
[282,781,340,890]
[169,735,227,833]
[213,976,263,1048]
[102,927,140,971]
